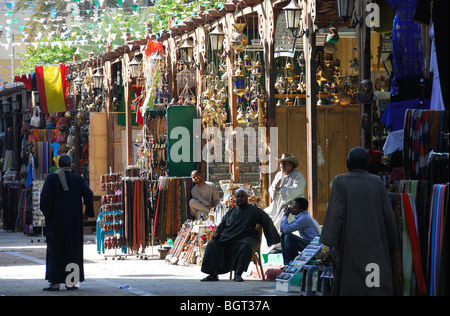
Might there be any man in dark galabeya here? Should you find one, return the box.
[320,147,400,296]
[40,154,94,291]
[200,188,280,282]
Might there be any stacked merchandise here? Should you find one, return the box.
[428,183,448,296]
[97,173,126,257]
[121,176,150,254]
[2,170,21,231]
[403,109,448,180]
[165,220,217,266]
[153,176,192,240]
[17,188,33,234]
[31,180,45,228]
[393,109,449,296]
[388,192,427,296]
[276,237,323,294]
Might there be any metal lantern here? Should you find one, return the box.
[93,69,104,89]
[284,0,303,33]
[232,68,246,97]
[74,75,83,90]
[2,99,11,115]
[151,49,166,71]
[230,23,248,53]
[11,98,20,113]
[336,0,355,24]
[179,39,194,63]
[209,25,225,53]
[244,54,252,71]
[129,56,141,78]
[285,62,295,83]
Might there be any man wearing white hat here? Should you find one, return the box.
[263,153,306,252]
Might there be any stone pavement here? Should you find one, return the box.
[0,229,297,300]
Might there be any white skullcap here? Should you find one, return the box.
[235,188,248,195]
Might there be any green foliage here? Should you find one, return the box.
[14,1,226,75]
[16,42,77,74]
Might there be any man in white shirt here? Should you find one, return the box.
[189,170,220,220]
[265,153,306,231]
[263,153,306,253]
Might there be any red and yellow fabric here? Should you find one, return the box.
[35,64,71,113]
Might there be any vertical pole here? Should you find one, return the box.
[356,0,371,148]
[123,53,133,167]
[303,0,318,220]
[105,61,114,171]
[226,13,239,183]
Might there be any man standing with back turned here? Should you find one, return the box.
[40,154,94,291]
[320,147,400,296]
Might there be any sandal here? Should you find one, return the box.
[201,274,219,282]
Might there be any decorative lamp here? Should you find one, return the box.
[209,25,225,53]
[11,98,20,113]
[151,50,166,71]
[93,69,104,89]
[283,0,308,37]
[2,99,11,115]
[336,0,355,24]
[129,56,141,78]
[232,68,246,97]
[180,39,194,63]
[230,23,248,53]
[284,0,302,32]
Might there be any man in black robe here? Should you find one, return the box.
[200,188,280,282]
[40,154,94,291]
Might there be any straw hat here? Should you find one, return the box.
[275,153,299,168]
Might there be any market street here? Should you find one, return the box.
[0,229,296,297]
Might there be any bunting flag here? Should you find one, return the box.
[35,64,70,113]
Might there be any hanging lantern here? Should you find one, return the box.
[209,25,225,53]
[129,56,140,78]
[284,0,302,34]
[2,99,11,115]
[230,23,248,53]
[232,68,246,97]
[284,62,294,83]
[11,98,21,113]
[93,69,104,89]
[244,54,252,71]
[179,39,194,63]
[337,0,355,24]
[244,86,251,101]
[151,49,166,71]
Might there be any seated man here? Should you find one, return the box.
[189,170,220,220]
[280,197,321,265]
[200,188,280,282]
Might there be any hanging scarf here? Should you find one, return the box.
[55,167,71,191]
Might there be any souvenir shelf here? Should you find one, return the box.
[32,180,46,242]
[276,237,323,293]
[97,172,126,259]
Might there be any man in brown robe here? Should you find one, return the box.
[320,147,400,295]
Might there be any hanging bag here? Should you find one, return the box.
[30,106,41,128]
